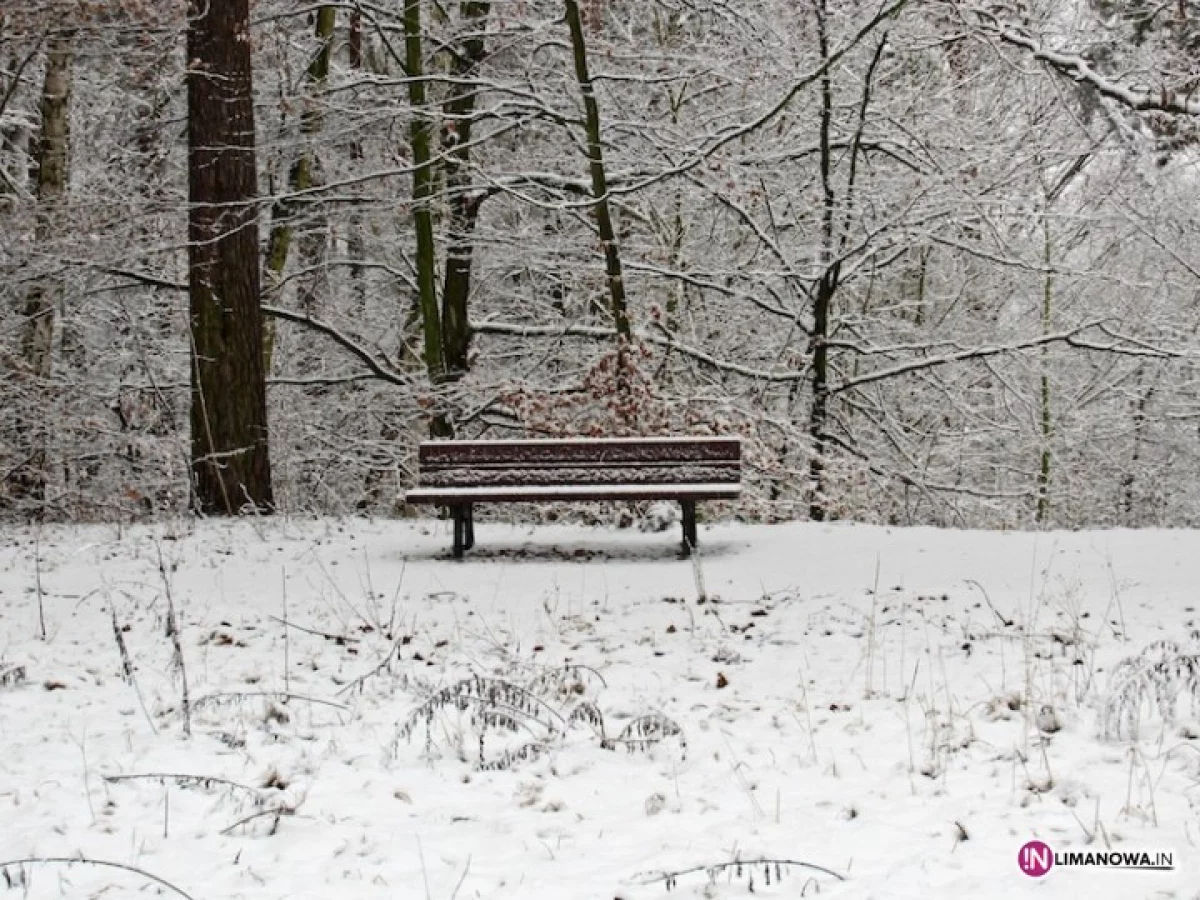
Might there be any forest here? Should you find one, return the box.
[2,0,1199,529]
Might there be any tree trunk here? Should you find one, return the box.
[22,34,71,374]
[349,10,363,70]
[347,8,367,311]
[263,5,336,372]
[404,0,451,438]
[187,0,274,514]
[9,35,72,508]
[564,0,631,344]
[1035,213,1053,524]
[440,1,490,380]
[1121,373,1153,524]
[808,0,836,522]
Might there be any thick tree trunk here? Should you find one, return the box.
[22,36,70,375]
[439,1,490,379]
[9,35,72,508]
[187,0,274,514]
[404,0,451,438]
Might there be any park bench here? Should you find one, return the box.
[405,436,742,558]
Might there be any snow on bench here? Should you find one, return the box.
[405,436,741,557]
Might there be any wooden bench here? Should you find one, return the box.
[405,437,741,558]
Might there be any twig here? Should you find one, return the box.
[966,579,1013,627]
[0,32,48,125]
[109,602,134,683]
[263,304,413,387]
[969,7,1200,115]
[417,836,432,900]
[638,856,846,886]
[1104,556,1129,642]
[193,690,348,711]
[220,806,292,836]
[335,638,405,696]
[103,772,264,801]
[106,595,158,734]
[267,615,359,644]
[281,569,290,697]
[74,730,97,824]
[33,525,46,640]
[157,544,190,738]
[0,857,197,900]
[865,555,881,696]
[449,854,472,900]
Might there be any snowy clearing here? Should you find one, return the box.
[2,519,1199,899]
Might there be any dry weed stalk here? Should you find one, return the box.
[1103,638,1200,740]
[397,664,683,770]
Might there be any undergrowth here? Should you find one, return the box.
[0,662,25,687]
[638,856,845,893]
[396,664,686,770]
[1102,635,1200,739]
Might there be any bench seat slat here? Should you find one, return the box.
[419,459,741,472]
[420,463,739,488]
[422,436,740,446]
[406,482,742,504]
[420,437,739,467]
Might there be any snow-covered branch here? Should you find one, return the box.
[261,306,415,389]
[471,320,810,383]
[961,4,1200,116]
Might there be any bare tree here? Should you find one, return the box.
[564,0,630,347]
[7,32,71,509]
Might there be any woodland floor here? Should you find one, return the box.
[2,517,1200,899]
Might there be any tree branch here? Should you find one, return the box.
[830,322,1172,393]
[261,305,414,388]
[471,319,811,382]
[0,31,48,124]
[963,4,1200,116]
[0,858,196,900]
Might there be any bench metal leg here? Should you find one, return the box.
[452,505,466,558]
[681,500,697,557]
[464,503,475,551]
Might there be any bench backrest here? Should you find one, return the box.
[418,437,741,488]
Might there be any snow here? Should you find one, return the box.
[421,437,741,447]
[405,482,742,501]
[2,519,1199,899]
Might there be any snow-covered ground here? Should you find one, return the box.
[3,518,1200,899]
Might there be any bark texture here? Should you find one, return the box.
[564,0,630,342]
[808,0,835,522]
[439,1,491,379]
[8,35,72,508]
[187,0,274,514]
